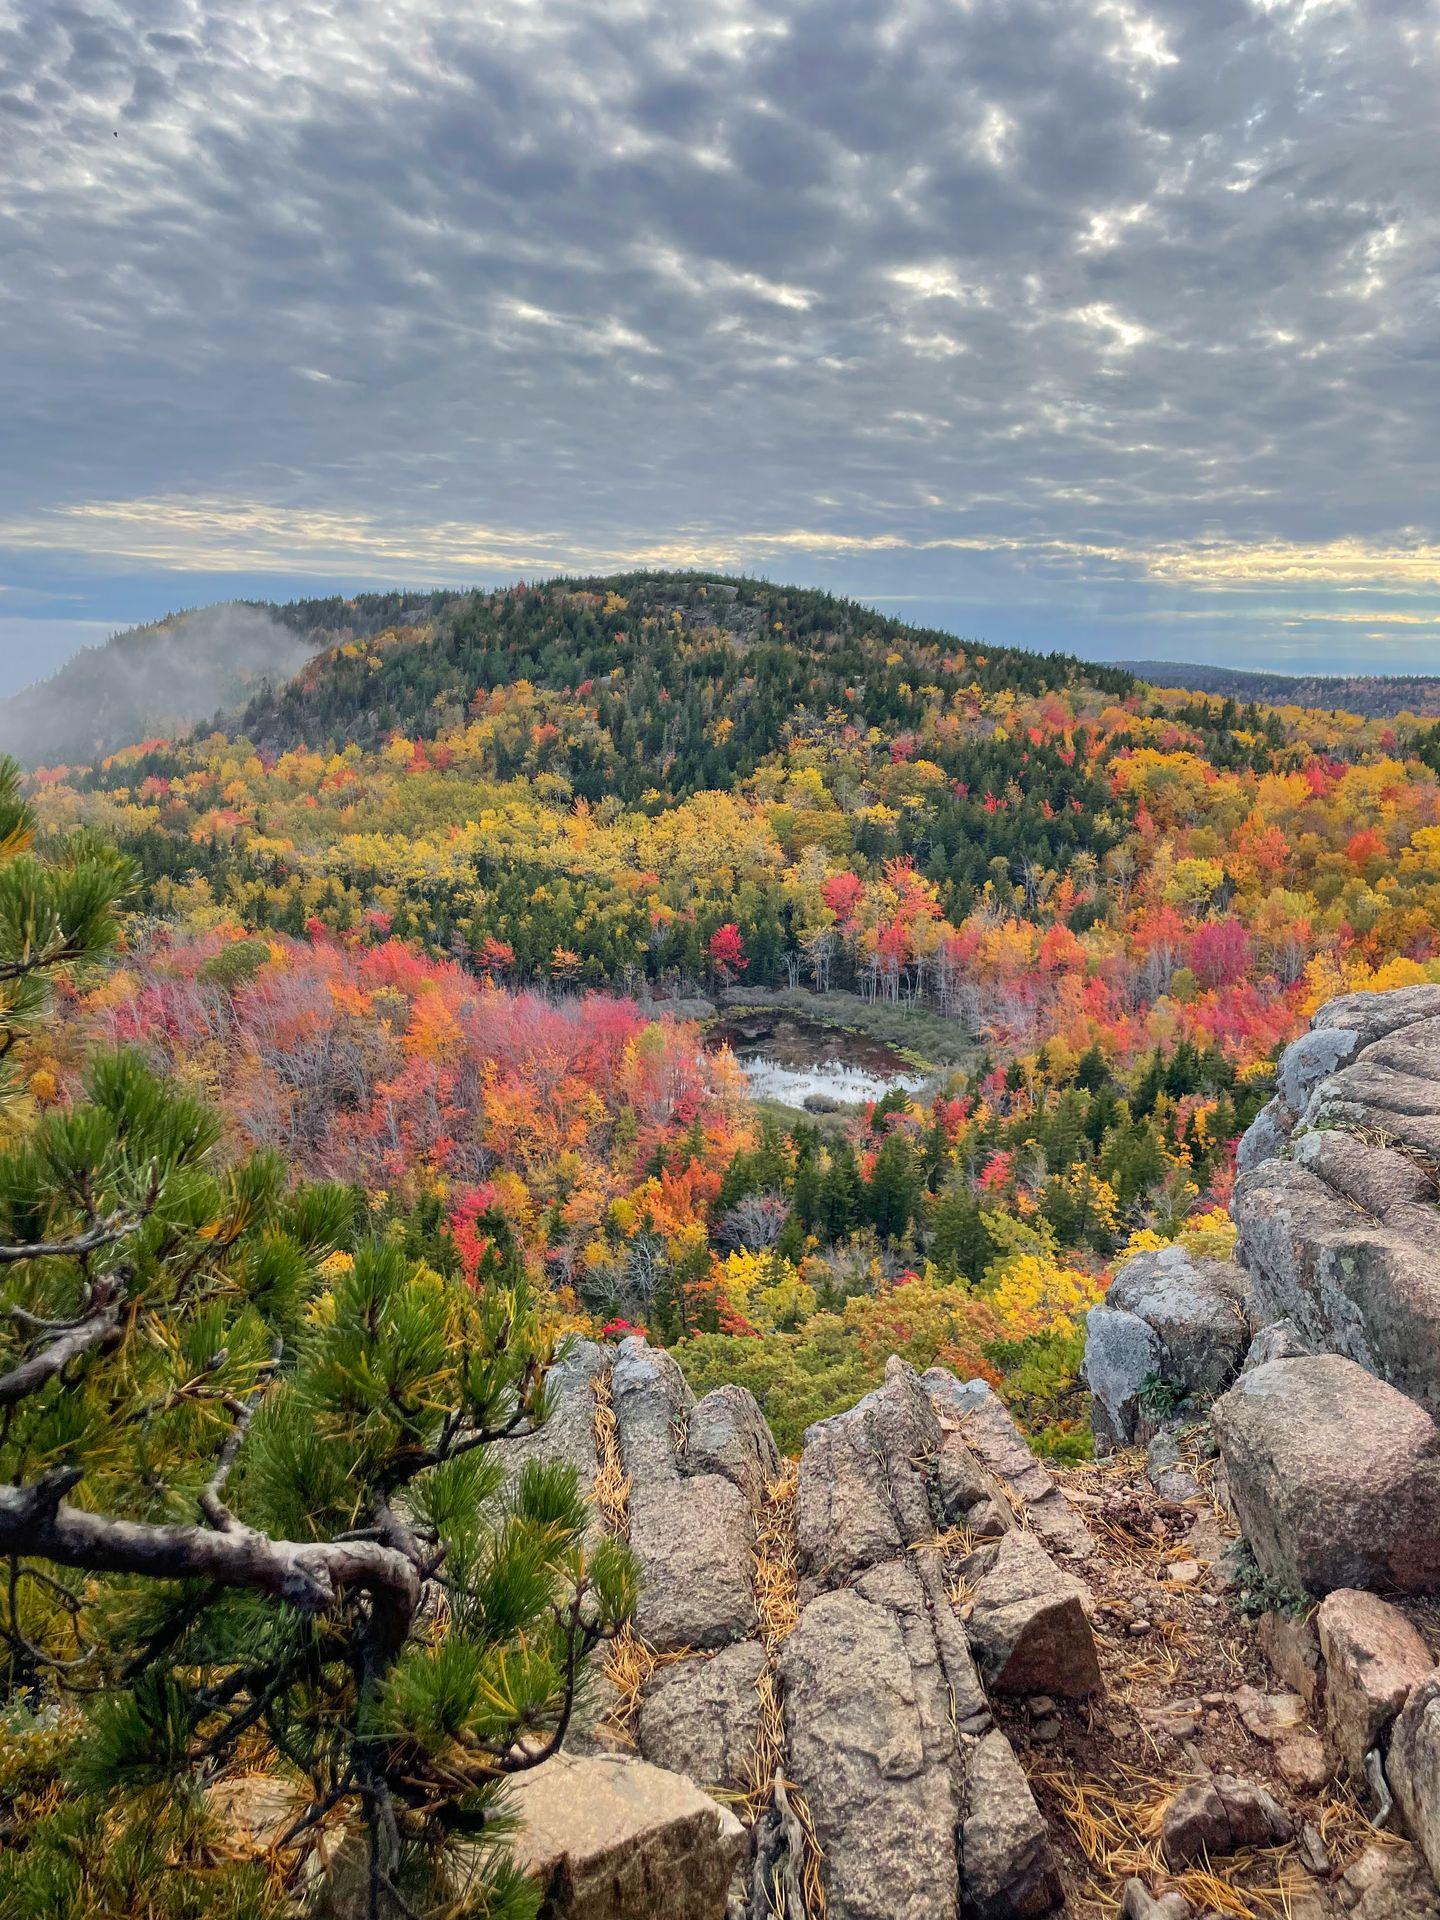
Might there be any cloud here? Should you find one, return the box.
[1,0,1438,663]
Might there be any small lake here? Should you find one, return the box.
[708,1008,931,1111]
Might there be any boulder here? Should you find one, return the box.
[778,1583,963,1920]
[1386,1675,1440,1886]
[628,1473,757,1651]
[636,1642,766,1793]
[1080,1303,1162,1450]
[1160,1773,1292,1865]
[795,1357,941,1592]
[503,1751,745,1920]
[1316,1589,1435,1778]
[923,1371,1094,1561]
[960,1729,1063,1919]
[962,1529,1101,1698]
[683,1384,780,1507]
[1210,1356,1440,1595]
[1106,1245,1252,1399]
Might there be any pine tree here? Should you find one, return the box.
[0,759,634,1920]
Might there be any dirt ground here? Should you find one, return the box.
[961,1433,1436,1919]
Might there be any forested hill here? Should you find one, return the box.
[1119,657,1440,718]
[237,573,1136,792]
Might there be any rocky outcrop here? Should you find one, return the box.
[610,1336,759,1651]
[1232,985,1440,1416]
[1076,985,1440,1908]
[922,1370,1094,1561]
[486,1338,1087,1920]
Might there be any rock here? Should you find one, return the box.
[504,1751,745,1920]
[1242,1319,1311,1371]
[636,1642,767,1793]
[611,1336,693,1485]
[963,1529,1101,1698]
[1160,1772,1292,1865]
[1210,1355,1440,1595]
[1107,1245,1252,1401]
[1386,1675,1440,1886]
[778,1584,964,1920]
[855,1550,990,1737]
[1338,1839,1440,1919]
[934,1423,1013,1536]
[795,1357,941,1592]
[495,1337,606,1490]
[628,1473,757,1651]
[1236,1094,1295,1174]
[1120,1881,1194,1920]
[1166,1558,1202,1585]
[1311,983,1440,1050]
[1278,1025,1361,1114]
[1080,1302,1163,1449]
[683,1384,780,1507]
[1147,1429,1204,1504]
[1233,1683,1307,1742]
[1275,1731,1330,1790]
[1257,1608,1324,1705]
[923,1371,1094,1561]
[1317,1589,1435,1778]
[1233,1125,1440,1418]
[960,1730,1063,1919]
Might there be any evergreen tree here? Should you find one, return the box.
[0,760,634,1920]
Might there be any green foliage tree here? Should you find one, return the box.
[0,758,633,1920]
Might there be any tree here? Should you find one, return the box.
[0,759,634,1920]
[706,921,748,988]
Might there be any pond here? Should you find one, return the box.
[707,1008,931,1111]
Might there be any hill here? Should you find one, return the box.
[1118,657,1440,717]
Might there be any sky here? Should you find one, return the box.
[3,0,1440,695]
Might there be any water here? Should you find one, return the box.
[737,1054,930,1109]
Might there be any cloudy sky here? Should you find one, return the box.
[3,0,1439,690]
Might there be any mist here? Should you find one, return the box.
[0,603,322,768]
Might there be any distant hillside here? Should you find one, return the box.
[1118,658,1440,718]
[0,593,443,769]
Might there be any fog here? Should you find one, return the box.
[0,603,320,767]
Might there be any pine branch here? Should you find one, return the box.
[0,1471,421,1623]
[0,1271,130,1407]
[0,1210,139,1267]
